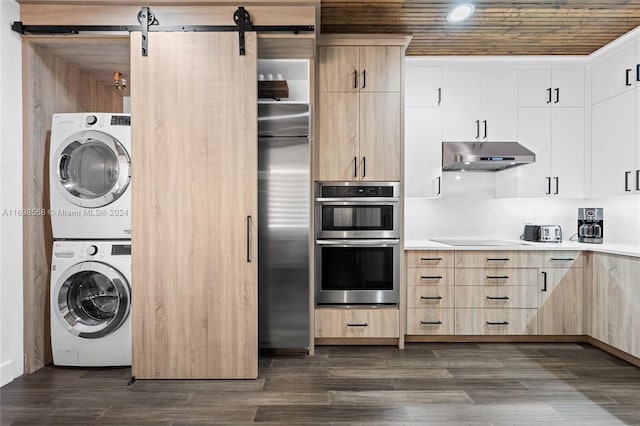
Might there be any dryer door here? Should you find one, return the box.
[54,261,131,339]
[53,130,131,208]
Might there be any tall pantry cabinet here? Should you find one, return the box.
[131,32,258,379]
[317,36,410,181]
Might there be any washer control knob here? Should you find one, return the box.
[87,245,98,256]
[85,115,98,126]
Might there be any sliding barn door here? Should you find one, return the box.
[130,32,257,379]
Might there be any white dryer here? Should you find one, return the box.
[50,240,132,367]
[50,113,131,239]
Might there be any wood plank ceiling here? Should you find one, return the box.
[321,0,640,55]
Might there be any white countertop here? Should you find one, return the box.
[404,238,640,258]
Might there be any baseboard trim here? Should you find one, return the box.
[586,336,640,368]
[0,360,19,387]
[405,335,587,343]
[315,338,399,346]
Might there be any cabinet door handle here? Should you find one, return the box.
[637,64,640,82]
[437,87,442,105]
[436,176,441,195]
[554,177,559,195]
[487,275,509,279]
[353,156,357,178]
[362,156,366,178]
[636,170,640,191]
[626,69,632,86]
[246,215,252,263]
[420,320,442,325]
[421,296,443,300]
[541,271,547,292]
[483,120,487,138]
[475,120,480,139]
[487,258,509,262]
[354,69,358,89]
[546,176,552,195]
[486,321,509,325]
[362,69,366,89]
[554,87,560,104]
[486,296,509,300]
[547,87,552,104]
[420,275,443,279]
[625,171,632,192]
[347,322,368,327]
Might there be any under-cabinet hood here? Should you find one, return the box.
[442,141,535,171]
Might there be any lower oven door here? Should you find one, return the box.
[315,239,399,305]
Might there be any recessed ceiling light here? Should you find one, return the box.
[447,3,475,23]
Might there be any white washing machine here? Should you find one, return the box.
[50,240,132,367]
[49,113,131,239]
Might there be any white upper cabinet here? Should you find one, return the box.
[591,39,638,104]
[405,66,442,107]
[442,66,517,141]
[519,66,585,107]
[405,107,442,198]
[591,89,638,196]
[510,107,584,198]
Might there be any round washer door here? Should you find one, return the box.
[53,130,130,208]
[54,261,130,339]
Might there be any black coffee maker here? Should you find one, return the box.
[578,208,603,244]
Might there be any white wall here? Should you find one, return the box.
[0,0,24,387]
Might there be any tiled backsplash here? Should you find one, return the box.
[405,195,640,246]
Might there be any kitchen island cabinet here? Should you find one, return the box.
[317,36,410,182]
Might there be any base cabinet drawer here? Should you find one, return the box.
[455,268,539,286]
[407,308,455,335]
[315,308,399,338]
[455,286,538,308]
[455,308,538,335]
[455,251,540,268]
[407,285,454,308]
[407,251,454,268]
[407,267,454,286]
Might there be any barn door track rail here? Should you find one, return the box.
[11,6,315,56]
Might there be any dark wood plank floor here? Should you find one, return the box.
[2,343,640,425]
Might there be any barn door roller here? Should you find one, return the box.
[11,6,314,57]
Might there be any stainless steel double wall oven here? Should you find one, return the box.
[315,182,400,305]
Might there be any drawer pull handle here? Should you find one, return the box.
[420,320,442,325]
[486,296,509,300]
[486,321,509,326]
[487,258,509,261]
[420,275,443,279]
[421,296,443,300]
[550,258,575,261]
[420,257,443,261]
[486,275,509,279]
[347,322,368,327]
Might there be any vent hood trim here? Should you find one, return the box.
[442,141,536,172]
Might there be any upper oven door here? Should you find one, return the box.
[317,201,399,239]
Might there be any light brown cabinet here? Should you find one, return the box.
[315,308,399,338]
[591,253,640,358]
[538,251,584,335]
[406,251,454,335]
[454,251,539,335]
[317,39,407,181]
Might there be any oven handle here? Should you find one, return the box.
[316,239,400,246]
[315,197,400,203]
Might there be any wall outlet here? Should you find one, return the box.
[524,211,534,224]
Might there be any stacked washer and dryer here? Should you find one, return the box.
[49,113,133,367]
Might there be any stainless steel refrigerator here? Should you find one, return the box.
[258,103,310,350]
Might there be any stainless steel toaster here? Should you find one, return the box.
[523,225,562,243]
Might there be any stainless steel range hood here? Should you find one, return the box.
[442,141,535,171]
